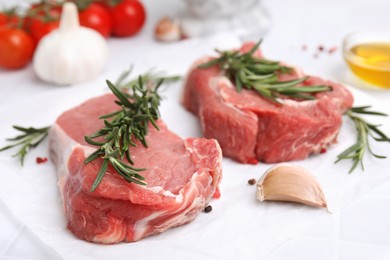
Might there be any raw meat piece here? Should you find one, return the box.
[182,42,354,164]
[49,94,222,243]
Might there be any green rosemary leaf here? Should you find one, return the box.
[336,106,390,173]
[280,65,293,73]
[125,150,134,164]
[268,77,309,87]
[276,86,332,96]
[367,142,387,159]
[115,65,134,86]
[85,136,105,146]
[148,112,160,130]
[0,126,50,165]
[115,159,146,172]
[246,40,262,57]
[245,74,276,81]
[107,80,133,108]
[349,157,362,174]
[350,106,388,116]
[198,40,331,104]
[30,134,48,147]
[127,177,147,186]
[367,123,390,141]
[282,93,317,100]
[116,67,181,91]
[13,126,37,133]
[131,175,146,183]
[84,149,103,164]
[0,144,21,152]
[198,57,225,69]
[249,64,281,74]
[138,135,148,147]
[84,69,171,191]
[121,164,146,172]
[282,85,331,92]
[252,85,278,103]
[90,159,109,192]
[110,160,146,185]
[154,78,165,91]
[5,135,29,141]
[103,119,118,128]
[15,143,30,165]
[99,110,122,119]
[89,131,107,139]
[235,76,243,92]
[336,143,360,161]
[351,107,388,116]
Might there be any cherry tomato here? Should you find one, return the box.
[25,3,61,43]
[0,12,22,28]
[27,1,62,17]
[79,3,112,37]
[29,18,59,43]
[0,13,6,27]
[0,27,35,69]
[24,3,60,30]
[109,0,146,37]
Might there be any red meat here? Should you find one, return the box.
[182,42,353,164]
[49,94,222,243]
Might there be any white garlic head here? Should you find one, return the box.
[33,2,109,85]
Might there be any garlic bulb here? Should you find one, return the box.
[33,2,109,85]
[256,163,329,210]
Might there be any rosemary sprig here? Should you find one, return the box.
[199,41,332,104]
[0,67,174,191]
[85,77,163,191]
[0,126,50,165]
[115,65,181,91]
[336,106,390,173]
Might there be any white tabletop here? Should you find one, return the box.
[1,0,390,259]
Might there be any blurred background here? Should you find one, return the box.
[1,0,390,95]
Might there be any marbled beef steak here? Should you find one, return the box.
[49,94,222,243]
[182,43,354,164]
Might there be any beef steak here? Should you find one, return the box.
[182,42,354,164]
[49,94,222,243]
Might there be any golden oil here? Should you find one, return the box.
[345,43,390,88]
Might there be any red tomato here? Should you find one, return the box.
[0,12,22,28]
[0,27,35,69]
[0,13,6,26]
[79,3,112,37]
[29,18,59,43]
[27,2,62,17]
[25,3,61,42]
[109,0,146,37]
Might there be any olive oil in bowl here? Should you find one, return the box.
[344,33,390,89]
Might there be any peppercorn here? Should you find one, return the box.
[204,205,212,213]
[248,179,256,185]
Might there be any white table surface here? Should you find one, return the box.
[1,0,390,259]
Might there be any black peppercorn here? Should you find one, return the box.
[204,205,212,213]
[248,179,256,185]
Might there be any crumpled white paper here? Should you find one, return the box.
[0,33,389,260]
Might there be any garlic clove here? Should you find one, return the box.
[256,163,329,210]
[59,2,79,32]
[154,17,182,42]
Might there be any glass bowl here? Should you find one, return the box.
[179,0,271,40]
[343,31,390,89]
